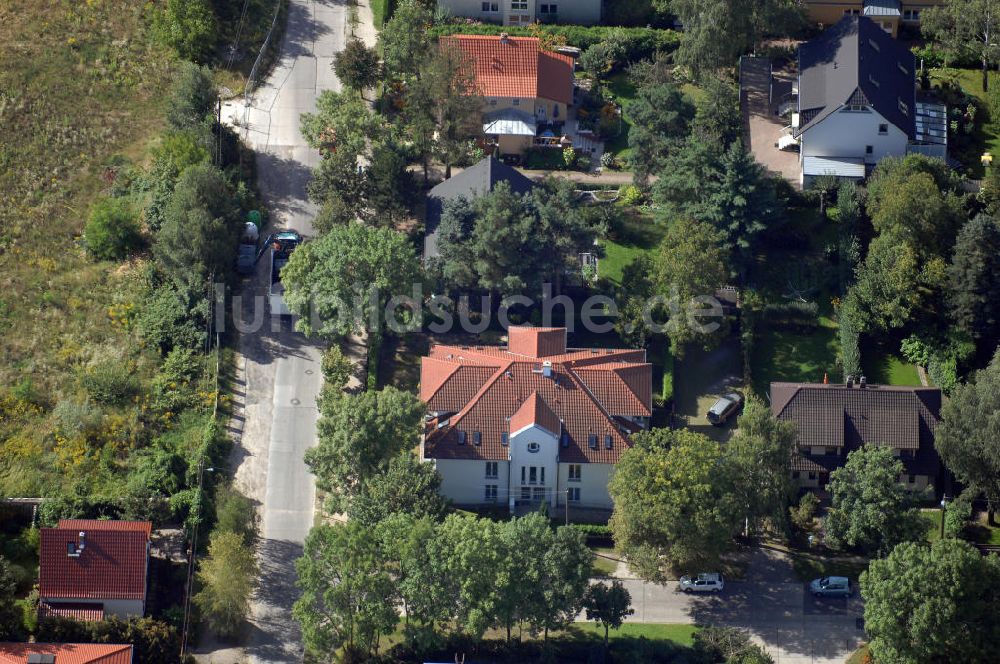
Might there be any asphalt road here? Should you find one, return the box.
[219,1,360,662]
[606,547,866,664]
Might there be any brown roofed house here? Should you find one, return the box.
[421,326,652,511]
[770,380,942,491]
[440,34,574,156]
[38,520,151,623]
[0,643,133,664]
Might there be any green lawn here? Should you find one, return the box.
[598,211,669,285]
[570,622,701,647]
[862,351,922,386]
[750,318,840,397]
[921,508,1000,545]
[591,546,620,577]
[604,72,637,159]
[928,67,1000,176]
[921,509,944,543]
[788,550,870,583]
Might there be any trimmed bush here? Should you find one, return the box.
[84,198,143,261]
[618,184,643,205]
[428,24,680,63]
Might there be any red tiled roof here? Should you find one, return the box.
[441,35,574,105]
[508,326,567,358]
[39,524,149,602]
[38,602,105,622]
[0,643,132,664]
[422,328,651,464]
[57,521,152,539]
[510,392,561,436]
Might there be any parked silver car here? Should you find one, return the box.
[707,392,743,425]
[679,572,725,593]
[809,576,851,597]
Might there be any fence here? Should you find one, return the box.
[245,0,285,99]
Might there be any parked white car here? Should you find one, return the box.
[678,572,725,593]
[809,576,852,597]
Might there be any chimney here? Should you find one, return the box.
[846,375,854,387]
[500,32,510,44]
[859,375,867,388]
[542,360,553,378]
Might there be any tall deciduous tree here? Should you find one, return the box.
[825,446,924,555]
[866,171,965,256]
[726,394,797,536]
[333,38,381,95]
[305,387,425,513]
[948,214,1000,347]
[583,580,634,649]
[609,428,739,578]
[194,530,258,637]
[294,522,398,659]
[347,453,450,527]
[653,218,729,356]
[861,539,1000,664]
[935,349,1000,523]
[281,224,422,338]
[665,0,804,78]
[378,0,434,80]
[923,0,1000,91]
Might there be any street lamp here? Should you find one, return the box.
[939,495,949,540]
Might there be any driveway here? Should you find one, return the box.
[673,338,742,443]
[606,547,865,664]
[198,1,375,662]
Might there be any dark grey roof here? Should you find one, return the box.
[771,382,942,479]
[863,0,901,17]
[796,15,915,139]
[424,156,536,259]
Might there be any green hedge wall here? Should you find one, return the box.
[429,24,681,62]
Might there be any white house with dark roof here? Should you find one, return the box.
[420,327,651,512]
[789,15,946,186]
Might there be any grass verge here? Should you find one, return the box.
[787,550,870,583]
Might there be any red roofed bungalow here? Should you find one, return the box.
[440,34,575,156]
[0,643,133,664]
[420,327,651,512]
[38,521,151,622]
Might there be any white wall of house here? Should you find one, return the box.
[557,462,613,509]
[509,424,559,509]
[800,106,908,164]
[436,0,600,25]
[43,597,144,619]
[434,458,510,505]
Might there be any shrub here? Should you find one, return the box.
[137,286,206,355]
[321,345,354,391]
[562,146,578,169]
[618,184,642,205]
[579,37,627,77]
[790,491,819,535]
[81,358,140,405]
[150,347,201,413]
[600,152,618,170]
[165,61,217,131]
[84,198,143,260]
[213,484,258,546]
[52,399,105,440]
[944,493,972,539]
[156,0,218,63]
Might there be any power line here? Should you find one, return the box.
[227,0,252,70]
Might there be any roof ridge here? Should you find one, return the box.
[438,360,514,433]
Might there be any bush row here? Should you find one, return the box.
[429,23,681,62]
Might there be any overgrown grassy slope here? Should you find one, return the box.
[0,1,173,494]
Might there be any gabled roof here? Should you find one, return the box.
[57,521,152,539]
[39,522,149,602]
[510,392,561,436]
[440,34,574,105]
[770,382,941,450]
[422,327,652,464]
[796,16,915,138]
[423,155,536,259]
[0,644,132,664]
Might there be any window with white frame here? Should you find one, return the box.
[521,486,530,500]
[903,9,920,21]
[568,487,580,502]
[485,461,498,479]
[485,484,498,501]
[529,466,537,484]
[512,98,520,106]
[568,464,581,482]
[844,8,860,15]
[540,3,557,13]
[511,0,528,9]
[482,1,499,11]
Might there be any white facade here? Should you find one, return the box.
[431,454,616,511]
[508,423,560,509]
[437,0,601,25]
[799,106,908,166]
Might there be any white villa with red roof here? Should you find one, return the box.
[38,520,151,622]
[420,327,652,511]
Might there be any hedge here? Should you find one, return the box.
[429,24,681,62]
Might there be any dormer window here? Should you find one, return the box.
[588,434,597,449]
[604,434,613,449]
[501,432,509,446]
[458,431,467,445]
[473,431,482,446]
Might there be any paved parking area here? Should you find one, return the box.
[673,339,742,443]
[602,548,866,664]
